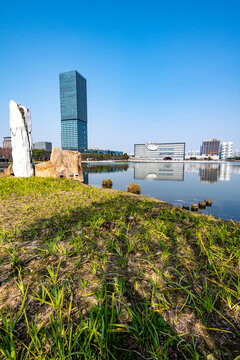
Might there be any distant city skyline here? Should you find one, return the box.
[1,1,240,153]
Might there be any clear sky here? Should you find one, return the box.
[0,0,239,153]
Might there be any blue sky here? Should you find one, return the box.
[0,0,239,153]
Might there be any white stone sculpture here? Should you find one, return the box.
[9,100,34,177]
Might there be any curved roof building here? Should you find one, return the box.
[134,142,185,161]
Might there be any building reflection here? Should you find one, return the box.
[83,162,238,185]
[82,163,129,173]
[199,164,219,183]
[83,172,89,185]
[134,163,184,181]
[185,163,234,183]
[232,165,240,175]
[82,163,129,185]
[219,163,231,182]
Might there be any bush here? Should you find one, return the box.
[126,183,141,194]
[102,179,113,189]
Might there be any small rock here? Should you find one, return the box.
[182,205,189,210]
[100,221,115,230]
[126,216,135,223]
[82,308,87,315]
[205,199,212,206]
[191,204,198,211]
[199,201,206,209]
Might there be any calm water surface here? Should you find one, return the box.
[83,162,240,222]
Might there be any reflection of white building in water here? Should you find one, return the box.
[184,163,200,173]
[134,163,184,181]
[195,163,234,183]
[132,163,239,183]
[231,165,240,175]
[219,163,231,181]
[134,142,185,161]
[184,163,238,183]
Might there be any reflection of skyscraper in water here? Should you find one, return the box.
[199,164,219,183]
[219,163,231,181]
[134,163,184,181]
[83,172,89,185]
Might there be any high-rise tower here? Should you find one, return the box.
[59,70,88,152]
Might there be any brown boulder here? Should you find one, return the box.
[34,147,83,181]
[191,204,198,212]
[199,201,206,209]
[205,199,212,206]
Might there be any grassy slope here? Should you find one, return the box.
[0,178,239,359]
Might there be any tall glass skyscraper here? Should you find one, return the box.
[59,70,88,152]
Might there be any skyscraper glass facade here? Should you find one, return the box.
[60,70,88,151]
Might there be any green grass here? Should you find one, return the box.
[0,177,239,359]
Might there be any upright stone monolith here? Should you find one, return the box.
[9,100,34,177]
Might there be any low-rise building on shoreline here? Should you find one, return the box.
[134,142,185,161]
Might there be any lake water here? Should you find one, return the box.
[82,162,240,222]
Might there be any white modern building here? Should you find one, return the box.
[134,142,185,161]
[220,142,233,160]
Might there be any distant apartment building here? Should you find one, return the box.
[134,142,185,161]
[59,70,88,152]
[220,142,233,160]
[200,139,220,156]
[33,142,52,151]
[2,137,11,148]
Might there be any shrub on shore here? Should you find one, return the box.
[102,178,113,188]
[126,182,141,194]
